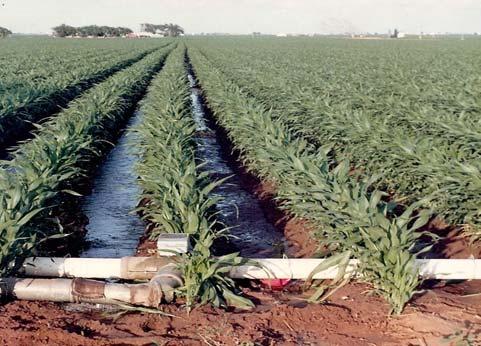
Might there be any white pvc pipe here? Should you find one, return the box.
[21,256,176,280]
[21,257,481,281]
[230,258,359,280]
[22,258,122,278]
[416,259,481,280]
[231,258,481,280]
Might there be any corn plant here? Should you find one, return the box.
[178,228,254,311]
[188,47,434,314]
[134,45,253,309]
[0,46,173,278]
[188,37,481,234]
[356,203,432,314]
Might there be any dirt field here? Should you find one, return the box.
[1,278,481,345]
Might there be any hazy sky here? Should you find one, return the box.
[0,0,480,34]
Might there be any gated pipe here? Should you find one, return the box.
[231,258,481,281]
[21,257,481,281]
[21,256,178,280]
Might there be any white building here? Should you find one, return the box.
[127,31,165,38]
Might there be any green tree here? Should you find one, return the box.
[0,26,12,38]
[52,24,77,37]
[53,24,133,37]
[141,23,184,36]
[164,23,184,37]
[141,23,157,33]
[117,27,133,36]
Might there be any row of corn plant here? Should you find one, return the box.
[133,45,253,311]
[0,38,169,100]
[0,40,173,151]
[188,47,433,314]
[188,38,480,234]
[0,45,174,279]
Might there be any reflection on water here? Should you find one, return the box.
[78,73,285,259]
[188,74,285,258]
[80,112,145,258]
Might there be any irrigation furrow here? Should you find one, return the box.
[79,111,145,258]
[0,45,174,276]
[187,70,285,258]
[187,47,435,314]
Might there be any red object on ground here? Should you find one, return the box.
[260,279,291,290]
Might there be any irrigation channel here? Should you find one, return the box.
[80,111,145,258]
[188,73,286,258]
[77,70,285,259]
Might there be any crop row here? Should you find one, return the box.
[188,46,432,314]
[0,45,173,278]
[189,38,481,233]
[0,38,168,86]
[0,40,158,107]
[0,40,173,150]
[134,45,250,310]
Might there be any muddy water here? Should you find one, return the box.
[188,74,285,258]
[80,112,145,258]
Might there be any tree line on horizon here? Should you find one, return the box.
[52,23,185,38]
[0,26,12,38]
[52,24,133,37]
[141,23,184,37]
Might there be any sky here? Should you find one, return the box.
[0,0,480,35]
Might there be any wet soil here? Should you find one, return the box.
[424,218,481,259]
[35,106,151,258]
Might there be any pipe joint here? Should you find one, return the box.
[71,278,106,303]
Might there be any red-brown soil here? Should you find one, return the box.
[436,229,481,259]
[250,179,318,258]
[2,280,481,345]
